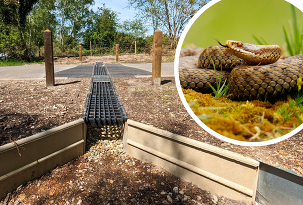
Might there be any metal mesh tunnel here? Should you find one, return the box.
[82,62,128,127]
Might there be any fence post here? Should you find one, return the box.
[79,45,82,62]
[116,44,119,62]
[90,41,92,56]
[152,30,162,85]
[135,41,137,55]
[43,30,54,86]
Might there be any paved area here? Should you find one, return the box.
[0,65,76,79]
[0,62,174,79]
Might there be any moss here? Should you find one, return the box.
[183,88,302,142]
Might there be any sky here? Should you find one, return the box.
[92,1,136,25]
[91,0,154,36]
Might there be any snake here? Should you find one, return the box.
[179,40,303,101]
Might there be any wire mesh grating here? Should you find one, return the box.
[82,62,128,127]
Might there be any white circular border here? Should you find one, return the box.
[174,0,303,146]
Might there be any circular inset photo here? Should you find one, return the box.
[175,0,303,146]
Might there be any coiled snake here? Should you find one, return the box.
[179,40,303,101]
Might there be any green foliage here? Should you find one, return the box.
[0,22,26,60]
[27,0,57,49]
[207,56,229,98]
[252,35,268,45]
[18,0,40,30]
[0,0,183,60]
[0,0,38,60]
[83,6,119,53]
[0,59,43,66]
[0,0,19,25]
[254,4,303,56]
[280,4,303,56]
[119,19,147,38]
[275,95,303,124]
[128,0,209,47]
[276,104,293,122]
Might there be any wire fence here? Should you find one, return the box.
[46,40,152,58]
[31,37,176,59]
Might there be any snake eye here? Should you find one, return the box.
[237,42,243,47]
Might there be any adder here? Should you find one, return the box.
[179,40,303,101]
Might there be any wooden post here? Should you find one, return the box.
[116,44,119,62]
[152,30,162,85]
[79,45,82,62]
[90,41,92,56]
[43,30,54,86]
[135,41,137,55]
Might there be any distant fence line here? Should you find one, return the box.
[34,41,152,58]
[33,39,175,58]
[80,41,150,56]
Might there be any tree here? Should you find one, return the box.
[120,19,147,38]
[0,0,39,60]
[18,0,39,31]
[56,0,94,52]
[83,6,119,52]
[128,0,209,47]
[0,0,19,25]
[27,0,57,56]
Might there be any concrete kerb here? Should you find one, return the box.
[1,118,302,203]
[124,119,259,203]
[0,119,87,200]
[0,118,257,202]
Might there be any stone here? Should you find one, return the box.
[167,195,173,203]
[212,195,218,204]
[17,194,25,201]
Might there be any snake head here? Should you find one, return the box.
[215,39,228,48]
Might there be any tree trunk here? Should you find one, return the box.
[60,1,66,53]
[164,0,172,37]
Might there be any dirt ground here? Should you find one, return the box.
[0,53,302,204]
[0,78,248,204]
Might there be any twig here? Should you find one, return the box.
[9,136,22,156]
[230,116,254,135]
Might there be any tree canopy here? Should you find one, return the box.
[0,0,208,60]
[128,0,210,47]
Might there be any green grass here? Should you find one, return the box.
[276,104,293,122]
[0,59,44,67]
[280,4,303,56]
[254,4,303,56]
[207,55,229,98]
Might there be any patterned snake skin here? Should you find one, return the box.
[179,40,303,100]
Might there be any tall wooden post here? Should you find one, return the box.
[116,44,119,62]
[79,45,82,62]
[43,30,54,86]
[135,41,137,55]
[152,30,162,85]
[90,41,92,56]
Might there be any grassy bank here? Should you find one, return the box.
[0,59,44,67]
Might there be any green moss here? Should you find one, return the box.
[183,88,302,142]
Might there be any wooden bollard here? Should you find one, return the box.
[79,45,82,62]
[90,41,92,56]
[152,30,162,85]
[135,41,137,55]
[43,30,54,86]
[116,44,119,62]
